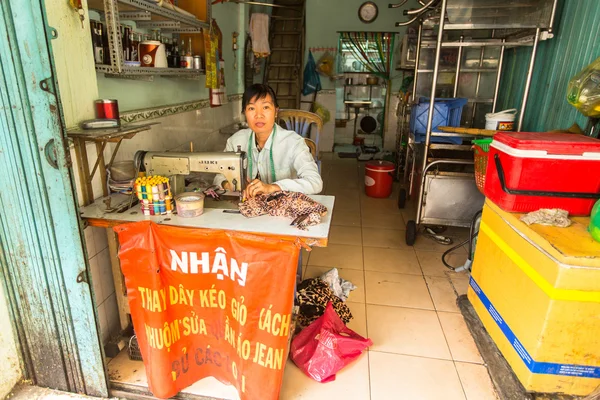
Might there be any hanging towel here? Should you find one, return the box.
[249,13,270,58]
[302,51,321,96]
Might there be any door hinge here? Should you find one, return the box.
[44,139,73,169]
[39,78,55,94]
[76,270,88,284]
[48,27,58,40]
[44,139,59,169]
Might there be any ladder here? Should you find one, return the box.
[263,0,305,109]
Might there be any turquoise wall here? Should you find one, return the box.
[497,0,600,132]
[97,2,246,111]
[305,0,419,92]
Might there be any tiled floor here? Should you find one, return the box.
[107,154,498,400]
[283,154,498,400]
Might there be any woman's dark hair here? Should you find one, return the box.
[242,84,279,110]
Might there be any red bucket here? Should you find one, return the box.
[365,161,395,198]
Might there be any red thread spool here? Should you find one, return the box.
[95,99,120,121]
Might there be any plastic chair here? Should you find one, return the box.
[277,109,323,172]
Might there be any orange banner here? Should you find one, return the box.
[115,221,299,399]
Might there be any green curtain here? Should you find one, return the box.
[340,32,395,79]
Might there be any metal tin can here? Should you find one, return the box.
[183,55,194,70]
[193,55,202,70]
[95,99,119,121]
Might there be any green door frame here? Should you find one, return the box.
[0,0,108,397]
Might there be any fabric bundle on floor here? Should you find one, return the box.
[238,191,328,230]
[295,278,352,331]
[319,267,356,302]
[249,13,270,58]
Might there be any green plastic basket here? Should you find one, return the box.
[472,138,493,194]
[472,138,493,152]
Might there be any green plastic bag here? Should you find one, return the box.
[312,101,331,124]
[589,199,600,243]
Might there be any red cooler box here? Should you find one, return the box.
[484,132,600,215]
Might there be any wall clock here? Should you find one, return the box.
[359,1,378,24]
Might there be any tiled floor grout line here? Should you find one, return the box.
[425,269,470,400]
[355,163,372,400]
[368,348,458,363]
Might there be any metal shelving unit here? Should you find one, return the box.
[88,0,210,79]
[391,0,558,245]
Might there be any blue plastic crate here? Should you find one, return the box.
[409,97,468,135]
[412,132,463,145]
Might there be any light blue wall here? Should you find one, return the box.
[97,2,247,111]
[497,0,600,131]
[305,0,419,92]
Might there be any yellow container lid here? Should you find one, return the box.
[486,200,600,268]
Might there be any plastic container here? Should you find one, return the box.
[484,132,600,215]
[469,201,600,396]
[174,192,205,218]
[409,97,468,135]
[364,161,395,198]
[472,138,493,194]
[485,109,517,131]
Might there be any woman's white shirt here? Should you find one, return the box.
[213,127,323,194]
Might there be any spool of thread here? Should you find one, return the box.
[174,192,205,218]
[158,183,165,200]
[145,183,153,202]
[152,185,160,214]
[165,195,173,214]
[136,183,143,200]
[142,200,150,216]
[141,184,147,200]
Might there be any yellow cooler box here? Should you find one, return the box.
[468,200,600,396]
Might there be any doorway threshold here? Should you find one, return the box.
[108,349,239,400]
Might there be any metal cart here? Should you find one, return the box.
[391,0,558,245]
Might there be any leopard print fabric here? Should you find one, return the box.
[238,191,328,230]
[295,278,353,331]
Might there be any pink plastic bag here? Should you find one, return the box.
[290,302,373,382]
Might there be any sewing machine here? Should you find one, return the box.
[134,149,247,200]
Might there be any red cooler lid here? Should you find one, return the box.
[494,132,600,155]
[366,160,395,171]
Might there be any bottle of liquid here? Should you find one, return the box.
[101,22,110,65]
[169,38,180,68]
[179,39,188,68]
[165,34,172,64]
[91,21,104,64]
[184,37,193,70]
[122,26,130,61]
[131,32,139,62]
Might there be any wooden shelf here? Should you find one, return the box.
[67,122,158,142]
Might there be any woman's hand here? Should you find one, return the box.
[243,179,280,200]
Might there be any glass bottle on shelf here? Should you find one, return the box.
[101,22,110,65]
[179,39,187,68]
[122,26,130,61]
[169,38,180,68]
[185,37,193,70]
[91,21,104,65]
[165,35,172,64]
[131,32,139,62]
